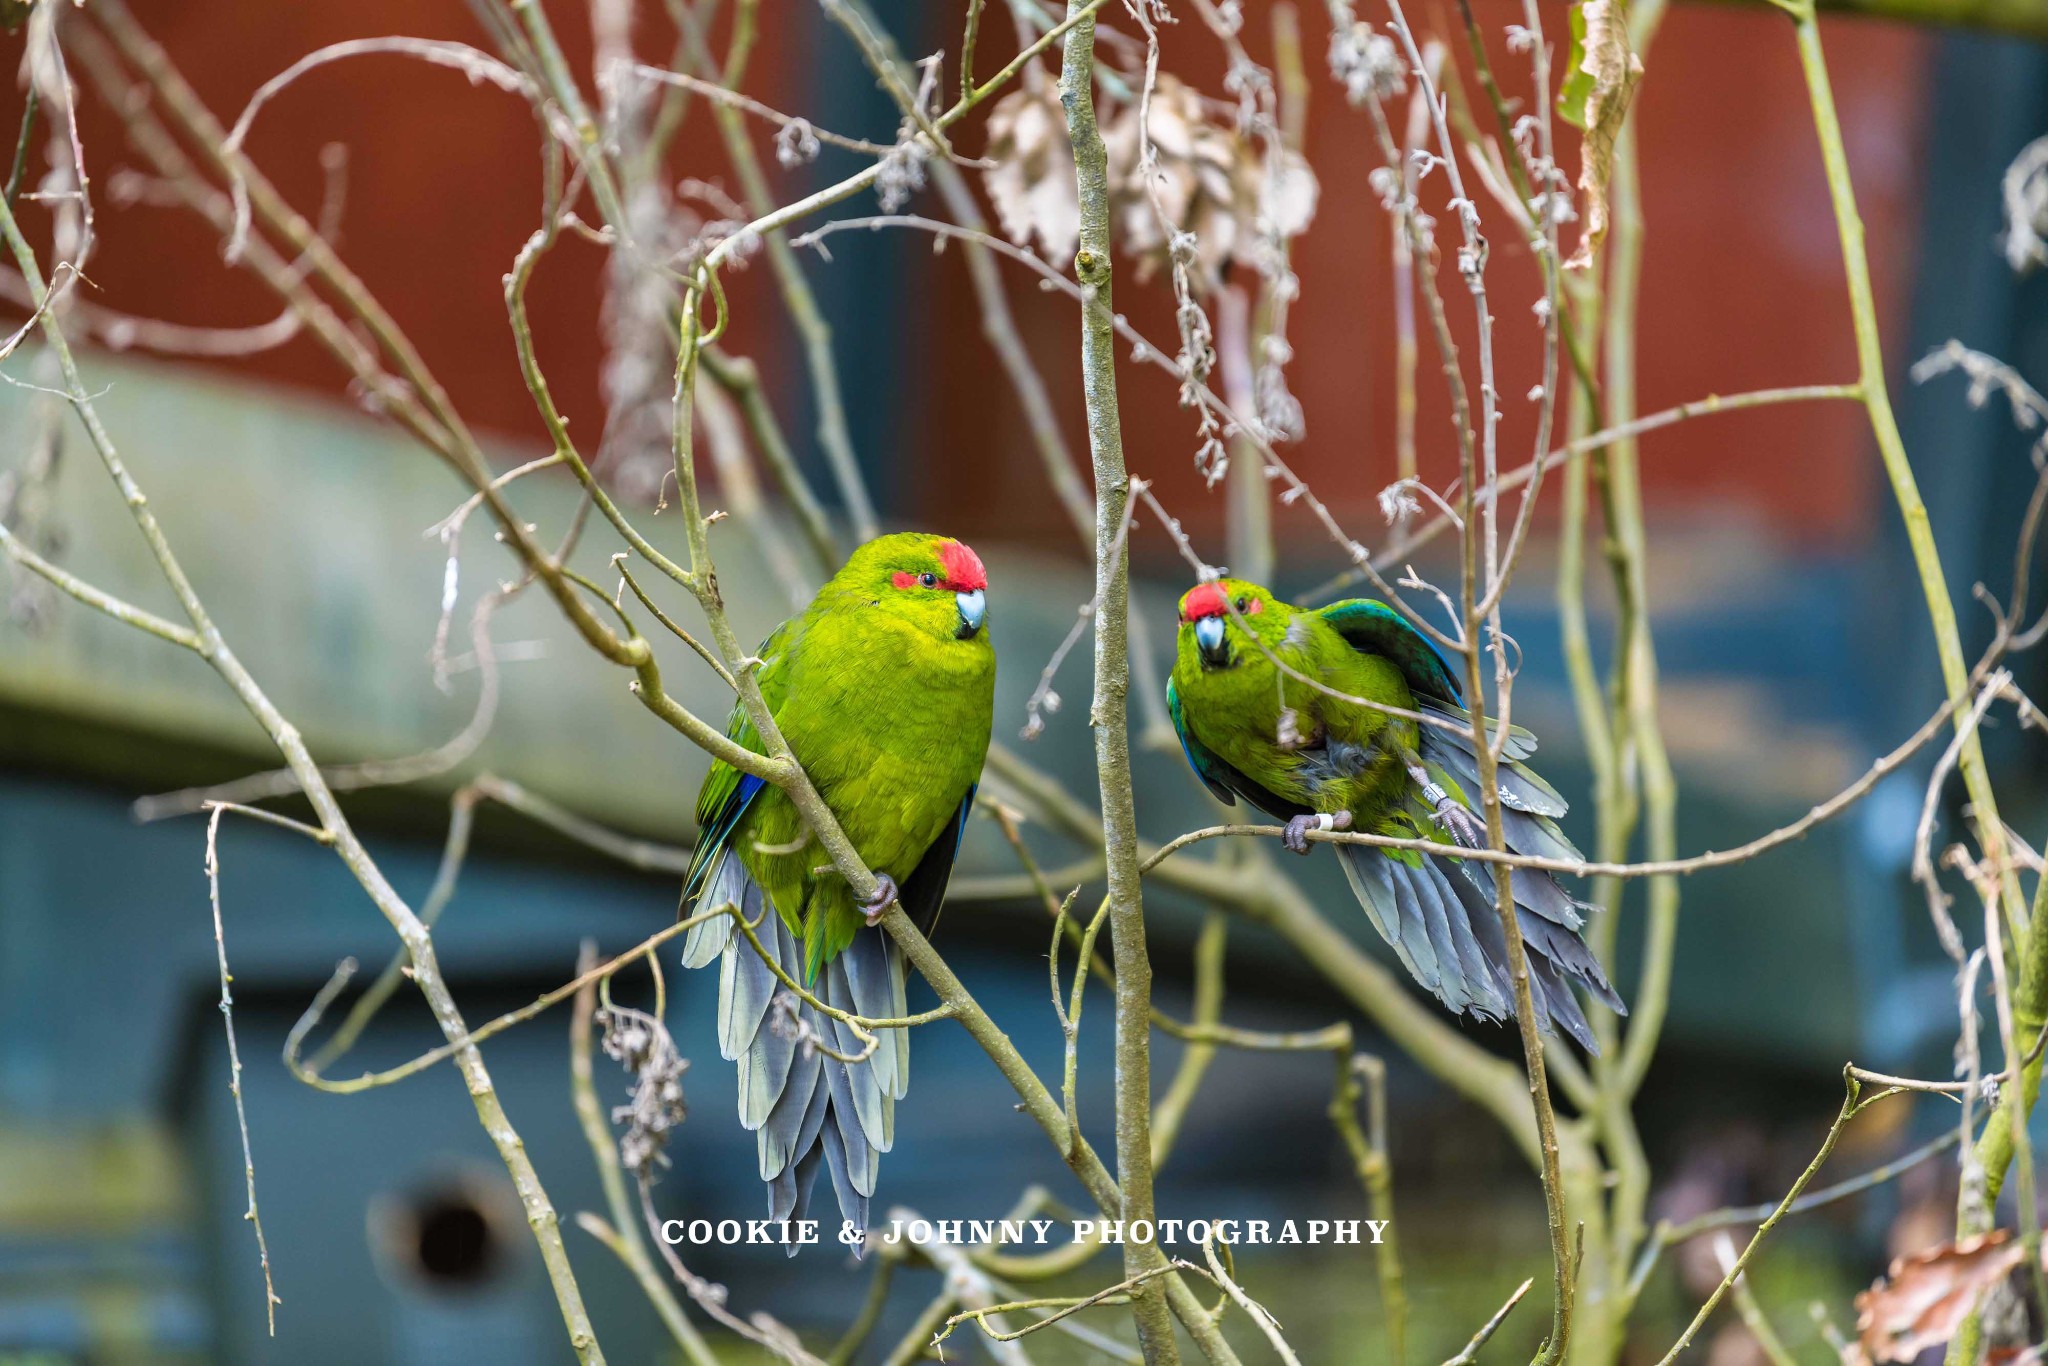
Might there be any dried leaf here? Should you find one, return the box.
[1262,149,1320,240]
[1557,0,1642,271]
[1853,1230,2026,1363]
[982,87,1080,264]
[1106,76,1250,286]
[2002,134,2048,275]
[1105,75,1319,288]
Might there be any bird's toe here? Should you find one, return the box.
[860,873,900,925]
[1283,815,1315,855]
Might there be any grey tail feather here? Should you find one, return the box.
[680,848,743,968]
[683,849,892,1253]
[1335,841,1624,1054]
[1335,843,1442,995]
[1527,953,1599,1054]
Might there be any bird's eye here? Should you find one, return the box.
[1234,596,1248,613]
[919,572,937,588]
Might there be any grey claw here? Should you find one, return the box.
[1283,815,1316,855]
[861,873,900,925]
[1434,801,1486,850]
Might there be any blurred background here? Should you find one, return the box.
[2,0,2047,1361]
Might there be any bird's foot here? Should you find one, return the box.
[1283,810,1352,854]
[860,873,900,926]
[1406,759,1487,850]
[1431,798,1487,850]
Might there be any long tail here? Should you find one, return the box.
[1334,705,1625,1053]
[679,850,909,1254]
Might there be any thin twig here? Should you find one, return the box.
[1442,1278,1534,1366]
[204,806,282,1336]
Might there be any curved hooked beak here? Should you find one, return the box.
[1193,614,1228,666]
[955,588,986,639]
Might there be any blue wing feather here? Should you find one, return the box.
[683,772,766,904]
[1166,677,1238,807]
[1165,676,1311,820]
[1316,599,1462,704]
[682,619,798,913]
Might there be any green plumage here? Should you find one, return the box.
[1169,586,1422,833]
[1167,579,1624,1051]
[677,533,995,1246]
[684,533,995,982]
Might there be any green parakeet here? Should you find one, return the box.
[678,533,994,1246]
[1166,579,1623,1051]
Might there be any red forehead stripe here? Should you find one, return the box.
[938,540,987,591]
[1180,583,1227,621]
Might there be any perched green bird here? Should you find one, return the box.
[1166,579,1623,1051]
[678,533,994,1246]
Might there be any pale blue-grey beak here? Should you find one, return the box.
[1193,615,1226,660]
[955,588,986,638]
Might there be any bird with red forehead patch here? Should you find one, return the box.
[1167,575,1624,1055]
[678,533,994,1250]
[1176,578,1272,671]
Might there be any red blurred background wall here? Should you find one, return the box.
[9,1,1928,553]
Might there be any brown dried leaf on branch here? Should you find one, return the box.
[982,86,1080,264]
[1851,1229,2026,1363]
[1102,74,1317,288]
[1107,75,1249,286]
[1557,0,1643,271]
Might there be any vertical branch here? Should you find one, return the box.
[1382,4,1575,1353]
[1784,28,2045,1353]
[1787,1,2025,937]
[1333,1054,1408,1366]
[1056,9,1177,1359]
[1978,858,2048,1323]
[1217,282,1274,585]
[1582,5,1675,1351]
[1492,0,1673,1347]
[1603,1,1677,1098]
[680,0,877,540]
[1970,850,2048,1224]
[568,946,722,1366]
[1390,62,1432,486]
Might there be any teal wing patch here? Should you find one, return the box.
[681,618,798,908]
[1165,676,1310,820]
[1166,676,1238,806]
[1316,599,1462,705]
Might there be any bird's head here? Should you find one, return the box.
[1176,578,1282,672]
[836,532,989,644]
